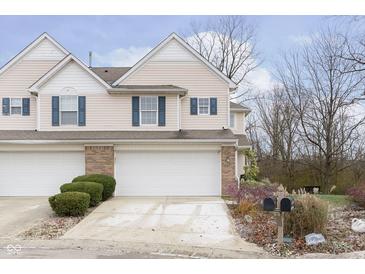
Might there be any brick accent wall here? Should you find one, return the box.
[85,145,114,176]
[221,146,237,196]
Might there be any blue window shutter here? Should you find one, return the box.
[2,98,10,116]
[158,96,166,126]
[210,97,217,115]
[22,98,30,116]
[132,96,140,126]
[190,97,198,115]
[52,96,59,126]
[78,96,86,126]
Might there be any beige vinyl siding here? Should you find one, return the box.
[230,112,245,134]
[23,38,66,61]
[123,51,230,129]
[0,38,66,130]
[39,61,178,131]
[150,39,196,62]
[0,59,59,130]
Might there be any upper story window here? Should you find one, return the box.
[230,112,235,128]
[198,98,209,115]
[140,96,158,125]
[10,98,22,115]
[60,95,78,125]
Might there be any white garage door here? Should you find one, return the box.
[115,150,221,196]
[0,151,84,196]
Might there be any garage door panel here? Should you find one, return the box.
[116,150,221,196]
[0,151,84,196]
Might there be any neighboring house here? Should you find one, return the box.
[0,32,251,197]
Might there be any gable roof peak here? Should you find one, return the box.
[112,32,237,89]
[0,32,69,76]
[28,54,111,92]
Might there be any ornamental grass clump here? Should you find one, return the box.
[284,193,328,239]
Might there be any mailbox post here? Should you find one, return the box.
[263,196,294,245]
[276,212,284,245]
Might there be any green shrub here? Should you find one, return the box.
[72,174,116,201]
[243,149,259,181]
[49,192,90,217]
[284,194,328,239]
[60,181,103,207]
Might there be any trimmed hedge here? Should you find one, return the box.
[60,181,103,207]
[72,174,116,201]
[49,192,90,216]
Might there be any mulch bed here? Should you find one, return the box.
[228,204,365,257]
[18,216,83,240]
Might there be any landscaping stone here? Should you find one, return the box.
[305,233,326,246]
[351,218,365,233]
[19,216,83,240]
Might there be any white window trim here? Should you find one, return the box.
[198,97,210,115]
[140,96,158,126]
[59,95,79,126]
[10,98,22,116]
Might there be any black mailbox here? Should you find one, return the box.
[280,197,294,212]
[263,197,277,211]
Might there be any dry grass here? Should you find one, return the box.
[285,194,328,238]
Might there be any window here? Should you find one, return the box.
[140,96,158,125]
[60,95,78,125]
[11,98,22,115]
[230,112,235,128]
[198,98,209,115]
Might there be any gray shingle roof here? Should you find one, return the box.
[235,134,251,147]
[91,67,131,84]
[0,129,241,142]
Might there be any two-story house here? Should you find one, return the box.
[0,32,250,197]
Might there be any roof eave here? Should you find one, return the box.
[107,88,187,96]
[0,139,237,145]
[231,108,251,114]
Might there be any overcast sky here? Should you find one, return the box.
[0,15,345,92]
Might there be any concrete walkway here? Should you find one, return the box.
[62,197,264,255]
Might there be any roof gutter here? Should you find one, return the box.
[230,107,251,114]
[0,139,238,145]
[107,88,187,96]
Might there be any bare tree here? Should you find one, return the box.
[185,16,260,102]
[277,29,365,193]
[256,86,299,187]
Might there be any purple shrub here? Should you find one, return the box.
[227,182,278,205]
[347,183,365,207]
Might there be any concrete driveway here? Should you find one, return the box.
[63,197,263,253]
[0,197,51,238]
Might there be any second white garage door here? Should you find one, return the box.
[115,150,221,196]
[0,151,85,196]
